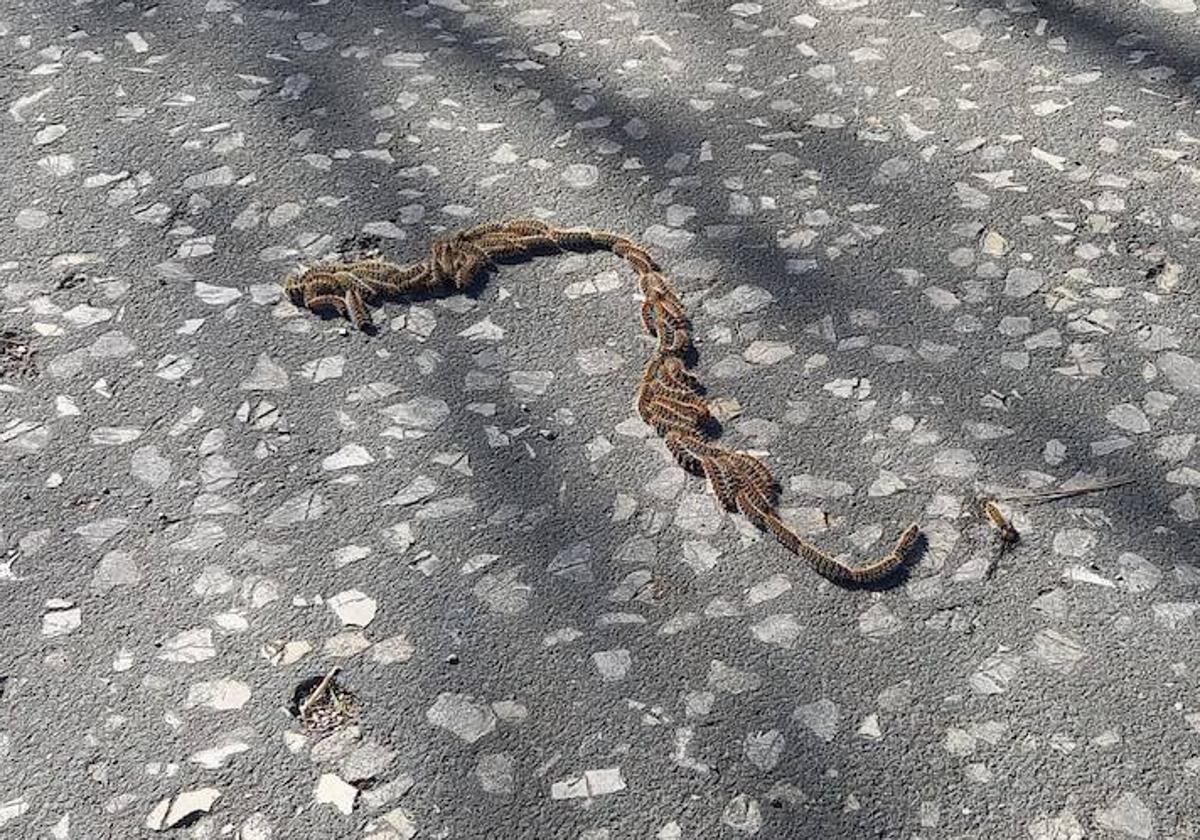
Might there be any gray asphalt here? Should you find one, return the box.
[2,0,1200,837]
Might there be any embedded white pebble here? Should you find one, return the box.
[328,590,378,627]
[793,699,840,742]
[426,693,496,743]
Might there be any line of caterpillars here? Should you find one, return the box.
[285,218,920,584]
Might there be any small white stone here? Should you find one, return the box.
[459,317,505,341]
[1116,553,1161,593]
[584,767,626,796]
[943,728,977,756]
[91,551,141,592]
[193,566,236,598]
[331,546,372,570]
[1094,792,1154,839]
[38,154,76,177]
[576,347,623,375]
[322,443,375,471]
[721,794,763,834]
[238,354,289,390]
[476,753,515,795]
[264,639,311,666]
[60,304,113,327]
[744,730,785,771]
[328,589,378,627]
[858,603,901,638]
[823,377,871,399]
[490,143,519,164]
[857,714,882,740]
[1106,403,1150,434]
[728,2,763,16]
[681,540,721,575]
[1141,0,1196,13]
[42,603,81,637]
[508,370,554,396]
[868,470,907,497]
[592,648,632,681]
[703,285,774,318]
[550,768,627,799]
[969,651,1022,695]
[381,807,418,839]
[790,474,854,498]
[674,492,724,536]
[184,679,251,711]
[340,741,397,783]
[426,693,496,743]
[941,26,983,51]
[265,490,327,527]
[159,628,217,663]
[750,613,802,648]
[1063,566,1115,588]
[33,124,67,145]
[1151,602,1198,630]
[746,574,791,605]
[1032,99,1070,116]
[644,466,686,501]
[15,208,49,230]
[239,813,273,840]
[1167,466,1200,486]
[793,699,840,742]
[1052,528,1097,558]
[707,659,762,694]
[1158,353,1200,394]
[932,448,979,478]
[474,569,532,615]
[0,798,29,829]
[113,648,134,671]
[146,787,220,831]
[1028,629,1087,673]
[1004,267,1044,298]
[183,165,234,189]
[125,31,150,52]
[313,774,358,815]
[90,427,143,446]
[743,340,794,365]
[299,355,346,382]
[561,163,599,189]
[194,281,242,305]
[1027,809,1084,840]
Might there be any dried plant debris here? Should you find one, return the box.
[994,476,1135,506]
[291,668,361,732]
[0,328,36,379]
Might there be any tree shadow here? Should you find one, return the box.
[964,0,1200,95]
[332,0,1199,572]
[212,0,1195,831]
[47,0,1200,835]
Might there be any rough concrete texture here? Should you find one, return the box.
[1,0,1199,837]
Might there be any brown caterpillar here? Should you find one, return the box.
[284,219,921,585]
[982,500,1020,545]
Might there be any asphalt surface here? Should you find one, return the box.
[2,0,1200,837]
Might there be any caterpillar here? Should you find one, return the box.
[284,219,921,585]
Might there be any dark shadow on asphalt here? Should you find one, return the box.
[337,0,1197,565]
[64,0,1200,835]
[226,0,1194,832]
[965,0,1200,96]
